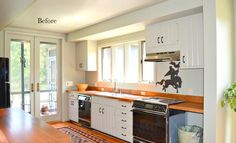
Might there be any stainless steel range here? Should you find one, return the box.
[133,98,185,143]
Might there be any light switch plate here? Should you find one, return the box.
[66,81,74,87]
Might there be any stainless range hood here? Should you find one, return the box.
[145,51,180,62]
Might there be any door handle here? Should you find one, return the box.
[31,83,34,92]
[37,83,40,92]
[102,108,104,114]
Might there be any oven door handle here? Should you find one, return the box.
[132,108,167,116]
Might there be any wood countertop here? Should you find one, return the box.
[169,102,203,113]
[68,90,204,114]
[0,108,70,143]
[74,91,146,102]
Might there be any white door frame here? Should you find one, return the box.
[6,33,35,115]
[5,31,63,121]
[34,37,62,121]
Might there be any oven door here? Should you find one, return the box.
[78,95,91,126]
[133,108,167,143]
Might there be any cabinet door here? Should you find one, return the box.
[145,23,162,54]
[68,98,78,122]
[179,13,203,69]
[145,20,179,54]
[103,105,115,135]
[160,21,179,47]
[76,42,87,71]
[91,102,102,131]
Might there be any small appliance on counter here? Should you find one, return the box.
[133,97,185,143]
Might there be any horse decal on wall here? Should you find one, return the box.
[156,61,182,93]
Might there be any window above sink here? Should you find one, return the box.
[99,41,156,84]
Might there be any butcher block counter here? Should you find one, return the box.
[69,89,203,114]
[0,108,70,143]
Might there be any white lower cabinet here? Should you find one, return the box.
[91,99,115,135]
[114,110,133,142]
[91,96,133,142]
[68,97,78,122]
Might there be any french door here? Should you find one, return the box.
[6,33,61,121]
[34,37,61,121]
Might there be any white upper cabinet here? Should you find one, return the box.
[179,13,204,69]
[145,20,179,54]
[145,13,204,69]
[76,40,97,71]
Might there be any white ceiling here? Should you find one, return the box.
[10,0,163,33]
[0,0,35,30]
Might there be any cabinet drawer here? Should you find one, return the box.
[116,125,133,142]
[91,96,115,106]
[116,115,132,126]
[115,110,132,120]
[114,100,133,111]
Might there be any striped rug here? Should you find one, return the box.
[58,126,112,143]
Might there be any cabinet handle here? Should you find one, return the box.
[102,108,104,114]
[121,133,126,137]
[121,105,126,108]
[121,126,127,129]
[121,112,126,115]
[182,56,186,63]
[157,37,160,44]
[121,119,127,122]
[99,107,101,113]
[161,36,164,43]
[79,63,83,68]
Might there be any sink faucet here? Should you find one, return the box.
[113,79,121,94]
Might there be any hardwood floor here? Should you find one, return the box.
[49,121,127,143]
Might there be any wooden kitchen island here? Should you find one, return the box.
[0,108,70,143]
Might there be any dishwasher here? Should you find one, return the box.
[78,94,91,127]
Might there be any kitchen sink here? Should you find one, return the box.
[97,92,122,97]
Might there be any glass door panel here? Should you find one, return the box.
[39,42,57,116]
[10,39,33,113]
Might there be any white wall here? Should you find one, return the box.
[62,42,85,121]
[68,0,203,41]
[0,30,4,57]
[156,62,203,96]
[204,0,235,142]
[216,0,235,142]
[62,42,85,86]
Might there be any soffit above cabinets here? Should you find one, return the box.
[0,0,36,30]
[9,0,164,33]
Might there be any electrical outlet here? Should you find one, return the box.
[66,81,74,87]
[141,91,146,96]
